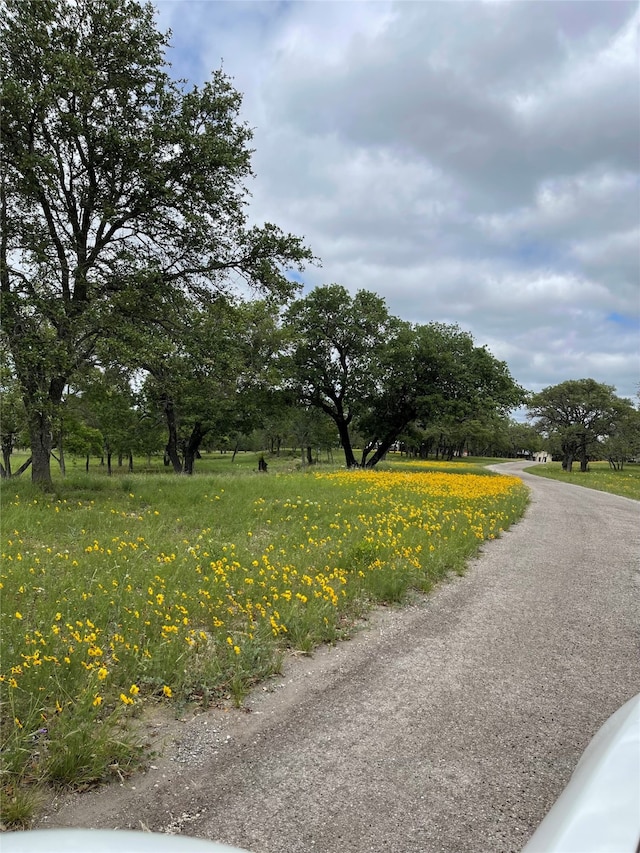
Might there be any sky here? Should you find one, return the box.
[154,0,640,402]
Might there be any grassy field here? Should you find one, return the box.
[526,460,640,501]
[0,454,527,825]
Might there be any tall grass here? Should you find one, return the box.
[0,459,528,825]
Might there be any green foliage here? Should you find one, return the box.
[282,285,394,467]
[282,288,525,469]
[135,298,289,474]
[504,420,544,457]
[0,361,28,477]
[0,783,43,829]
[359,322,526,466]
[65,368,139,465]
[59,419,103,460]
[600,407,640,470]
[528,379,635,472]
[0,0,312,484]
[42,694,141,788]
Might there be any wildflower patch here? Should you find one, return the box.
[0,465,527,816]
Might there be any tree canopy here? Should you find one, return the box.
[282,285,525,468]
[0,0,312,483]
[281,284,394,467]
[527,379,636,471]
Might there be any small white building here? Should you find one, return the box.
[533,450,550,463]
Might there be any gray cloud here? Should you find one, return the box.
[158,0,640,401]
[266,2,638,204]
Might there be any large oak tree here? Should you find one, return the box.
[358,322,525,467]
[527,379,633,471]
[0,0,312,484]
[282,284,394,467]
[283,285,525,468]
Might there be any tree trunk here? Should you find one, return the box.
[1,442,12,478]
[163,396,183,473]
[28,410,54,486]
[579,438,589,472]
[8,457,32,478]
[56,427,66,477]
[366,433,399,468]
[107,450,112,476]
[360,440,377,467]
[435,434,443,459]
[335,417,358,468]
[184,422,208,475]
[129,451,134,472]
[306,445,313,466]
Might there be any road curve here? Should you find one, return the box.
[42,462,640,852]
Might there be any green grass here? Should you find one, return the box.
[7,449,510,479]
[526,461,640,500]
[0,456,528,825]
[6,449,309,480]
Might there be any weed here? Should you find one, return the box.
[0,784,43,829]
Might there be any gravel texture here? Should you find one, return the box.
[40,462,640,852]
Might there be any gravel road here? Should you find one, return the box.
[41,462,640,852]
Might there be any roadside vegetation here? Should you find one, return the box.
[0,456,528,825]
[526,461,640,501]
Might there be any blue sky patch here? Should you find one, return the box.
[607,312,639,329]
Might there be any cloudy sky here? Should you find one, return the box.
[155,0,639,401]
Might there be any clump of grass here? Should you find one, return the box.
[42,692,142,788]
[0,461,528,817]
[0,784,44,829]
